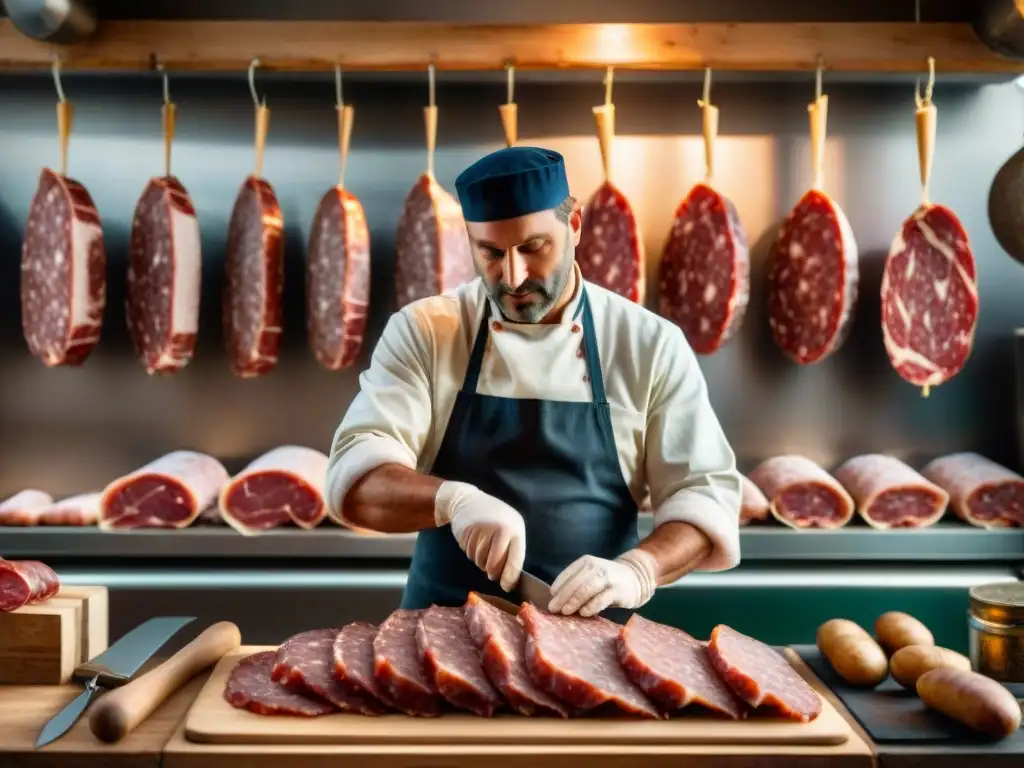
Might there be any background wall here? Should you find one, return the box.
[1,20,1022,498]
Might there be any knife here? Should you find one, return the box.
[35,616,195,748]
[518,570,554,608]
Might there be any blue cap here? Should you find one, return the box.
[455,146,570,223]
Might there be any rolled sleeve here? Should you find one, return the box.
[325,307,434,525]
[645,325,741,571]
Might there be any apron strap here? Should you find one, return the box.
[462,301,492,394]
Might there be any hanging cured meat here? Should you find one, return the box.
[307,71,370,370]
[575,68,645,303]
[881,59,978,396]
[127,76,201,375]
[224,66,284,378]
[748,455,855,530]
[766,71,858,364]
[922,452,1024,529]
[22,82,106,367]
[394,66,474,310]
[834,454,948,529]
[659,69,750,353]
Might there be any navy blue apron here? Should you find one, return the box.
[401,287,640,622]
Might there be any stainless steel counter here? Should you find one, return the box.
[3,520,1022,562]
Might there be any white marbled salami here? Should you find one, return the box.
[576,181,645,303]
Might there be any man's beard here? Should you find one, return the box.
[484,242,574,323]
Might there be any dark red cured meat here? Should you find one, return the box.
[372,608,441,716]
[463,592,570,717]
[748,455,855,530]
[834,454,948,529]
[0,560,60,612]
[307,186,370,370]
[575,181,645,303]
[394,173,474,309]
[333,621,396,710]
[767,189,858,364]
[617,614,747,719]
[272,629,385,715]
[881,204,978,391]
[223,175,284,378]
[127,175,201,375]
[217,446,328,534]
[518,602,659,719]
[0,489,53,526]
[224,651,333,716]
[415,605,503,717]
[922,452,1024,529]
[21,167,106,367]
[659,182,750,354]
[99,450,230,530]
[707,625,821,722]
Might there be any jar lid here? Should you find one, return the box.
[969,582,1024,625]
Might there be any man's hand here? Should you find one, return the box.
[434,481,525,592]
[548,549,658,617]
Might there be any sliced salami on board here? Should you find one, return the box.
[99,450,230,530]
[394,174,474,310]
[21,167,106,367]
[307,186,370,370]
[333,621,396,710]
[659,182,750,353]
[0,489,53,526]
[218,446,328,535]
[223,175,284,378]
[0,559,60,612]
[881,205,978,392]
[748,455,854,530]
[740,475,770,526]
[38,492,101,526]
[834,454,948,529]
[127,176,201,375]
[225,651,333,716]
[372,608,441,717]
[416,605,502,717]
[921,452,1024,529]
[576,181,645,303]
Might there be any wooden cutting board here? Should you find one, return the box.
[184,646,851,747]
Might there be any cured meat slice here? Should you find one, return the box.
[127,175,201,374]
[881,204,978,392]
[707,624,821,722]
[224,176,284,378]
[416,605,502,717]
[394,173,474,309]
[272,629,385,715]
[518,602,659,719]
[767,189,858,364]
[99,450,230,530]
[834,454,948,529]
[217,446,328,534]
[617,614,747,719]
[372,608,441,716]
[740,474,770,525]
[0,489,53,526]
[921,452,1024,529]
[307,186,370,370]
[21,167,106,367]
[333,621,396,710]
[575,181,645,303]
[463,592,570,717]
[659,183,750,353]
[748,455,854,530]
[0,560,60,612]
[225,651,333,716]
[38,492,101,526]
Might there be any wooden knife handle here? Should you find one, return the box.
[88,621,241,743]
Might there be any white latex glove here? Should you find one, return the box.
[548,549,659,617]
[434,480,526,592]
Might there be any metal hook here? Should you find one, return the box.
[505,62,515,105]
[248,58,265,107]
[335,64,344,107]
[428,62,436,108]
[915,56,936,108]
[814,59,824,101]
[52,56,66,103]
[698,67,712,107]
[603,66,614,106]
[157,63,170,105]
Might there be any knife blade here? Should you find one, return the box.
[518,570,553,608]
[35,615,195,748]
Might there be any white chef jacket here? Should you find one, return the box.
[326,263,742,571]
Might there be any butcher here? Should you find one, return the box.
[326,146,741,620]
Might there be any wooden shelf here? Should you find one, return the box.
[0,20,1020,74]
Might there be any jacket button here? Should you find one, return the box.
[571,323,581,333]
[491,321,502,331]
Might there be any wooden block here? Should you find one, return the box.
[56,585,109,661]
[0,600,78,684]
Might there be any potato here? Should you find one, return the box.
[874,611,934,655]
[816,618,888,686]
[917,667,1022,739]
[889,644,972,689]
